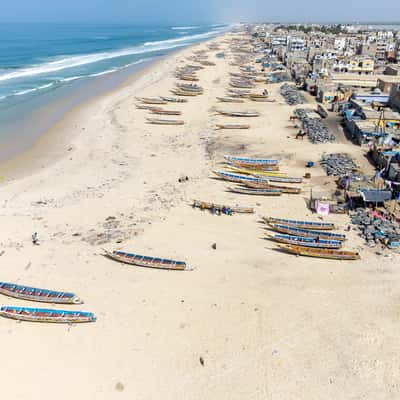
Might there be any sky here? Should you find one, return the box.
[1,0,400,24]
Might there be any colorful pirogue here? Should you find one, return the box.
[229,186,282,196]
[104,250,191,271]
[269,224,346,241]
[0,306,96,323]
[244,181,301,194]
[226,166,288,178]
[266,233,342,249]
[277,244,360,260]
[213,170,302,184]
[224,156,279,167]
[192,200,254,214]
[263,217,336,230]
[0,282,82,304]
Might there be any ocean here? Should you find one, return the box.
[0,23,228,160]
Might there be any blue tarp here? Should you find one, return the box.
[359,189,393,202]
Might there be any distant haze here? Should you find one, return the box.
[1,0,399,24]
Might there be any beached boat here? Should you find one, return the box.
[263,217,336,230]
[224,156,279,166]
[268,224,346,241]
[216,110,260,117]
[170,89,199,97]
[216,124,250,130]
[176,83,203,92]
[104,250,191,271]
[150,109,182,116]
[135,104,162,111]
[136,97,168,105]
[266,233,342,249]
[160,96,188,103]
[176,75,199,81]
[146,118,184,125]
[277,244,360,260]
[213,171,302,184]
[229,186,282,196]
[0,282,83,304]
[243,181,301,194]
[0,306,96,323]
[192,200,254,214]
[216,97,245,103]
[226,166,288,177]
[250,97,276,103]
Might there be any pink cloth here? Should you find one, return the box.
[316,201,330,216]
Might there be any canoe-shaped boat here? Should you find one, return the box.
[264,217,336,230]
[229,186,282,196]
[216,97,245,103]
[176,83,203,92]
[277,244,360,260]
[228,163,280,172]
[216,124,250,130]
[244,181,301,194]
[266,234,342,249]
[269,224,346,241]
[0,282,82,304]
[150,109,182,116]
[176,75,199,81]
[160,96,188,103]
[192,200,254,214]
[250,97,276,103]
[135,104,162,111]
[226,166,288,178]
[104,250,191,271]
[213,171,302,184]
[170,89,199,97]
[146,118,184,125]
[136,97,168,105]
[224,156,279,166]
[216,110,260,117]
[0,306,96,323]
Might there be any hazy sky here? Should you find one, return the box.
[1,0,399,24]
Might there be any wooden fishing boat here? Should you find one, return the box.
[170,89,198,97]
[250,97,276,103]
[160,96,188,103]
[136,97,167,105]
[199,61,216,66]
[135,104,162,111]
[268,224,346,241]
[104,250,191,270]
[266,234,342,249]
[277,244,360,260]
[229,186,282,196]
[264,217,336,230]
[224,156,279,166]
[176,83,203,92]
[216,97,245,103]
[0,282,83,304]
[0,306,96,323]
[216,110,260,117]
[150,109,182,116]
[226,166,288,177]
[192,200,254,214]
[176,75,199,81]
[244,181,301,194]
[216,124,250,130]
[213,170,302,184]
[146,118,184,125]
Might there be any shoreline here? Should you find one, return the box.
[0,36,221,182]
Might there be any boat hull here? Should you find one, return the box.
[277,244,360,260]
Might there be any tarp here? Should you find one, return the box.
[359,189,392,203]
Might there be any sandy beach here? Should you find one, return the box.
[1,32,399,399]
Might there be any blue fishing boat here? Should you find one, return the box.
[0,282,82,304]
[224,155,279,166]
[264,217,336,230]
[213,170,302,184]
[104,250,192,270]
[268,224,346,241]
[266,233,342,249]
[0,306,96,323]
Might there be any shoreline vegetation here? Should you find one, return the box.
[0,29,398,399]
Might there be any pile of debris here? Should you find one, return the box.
[280,84,305,105]
[351,208,400,247]
[320,153,357,176]
[295,109,336,143]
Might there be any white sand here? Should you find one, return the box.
[0,33,399,399]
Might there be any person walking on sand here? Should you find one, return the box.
[32,232,39,245]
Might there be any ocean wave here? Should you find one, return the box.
[171,26,200,30]
[0,29,224,83]
[13,83,55,97]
